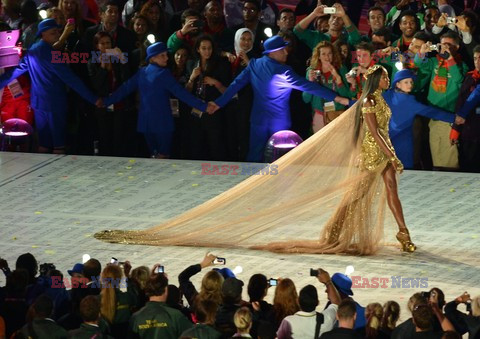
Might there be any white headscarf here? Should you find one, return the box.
[234,28,254,55]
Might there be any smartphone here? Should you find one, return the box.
[155,265,164,274]
[110,257,119,265]
[324,7,336,14]
[268,278,278,287]
[310,268,319,277]
[212,257,226,265]
[67,18,75,25]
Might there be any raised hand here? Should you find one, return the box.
[312,5,326,17]
[200,252,217,268]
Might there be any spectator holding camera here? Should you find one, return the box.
[129,272,193,338]
[414,30,469,170]
[167,9,203,54]
[178,253,224,309]
[304,40,350,131]
[294,3,362,52]
[345,42,377,98]
[412,301,456,338]
[277,269,340,339]
[247,274,275,338]
[445,292,480,337]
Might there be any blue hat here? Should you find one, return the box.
[331,273,354,296]
[37,19,61,37]
[213,267,235,279]
[262,35,289,55]
[146,42,169,62]
[391,69,417,89]
[67,263,84,276]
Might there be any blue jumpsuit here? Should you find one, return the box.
[458,84,480,118]
[104,63,207,156]
[215,55,340,162]
[0,40,97,149]
[384,89,455,169]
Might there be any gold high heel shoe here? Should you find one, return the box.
[396,230,416,253]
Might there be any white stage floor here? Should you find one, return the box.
[1,152,479,320]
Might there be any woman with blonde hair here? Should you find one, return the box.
[364,302,388,338]
[304,40,351,131]
[100,264,135,338]
[233,307,253,337]
[271,278,300,330]
[128,265,150,310]
[380,300,400,335]
[179,253,225,309]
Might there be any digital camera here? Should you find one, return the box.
[324,7,337,14]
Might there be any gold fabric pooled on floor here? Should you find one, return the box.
[95,99,398,255]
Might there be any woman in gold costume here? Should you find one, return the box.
[95,64,415,255]
[356,65,416,253]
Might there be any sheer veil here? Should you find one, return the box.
[95,102,389,255]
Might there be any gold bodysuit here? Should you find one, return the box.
[359,89,402,172]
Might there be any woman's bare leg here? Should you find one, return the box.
[382,164,407,231]
[382,164,416,251]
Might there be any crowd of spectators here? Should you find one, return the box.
[0,252,479,338]
[0,0,479,171]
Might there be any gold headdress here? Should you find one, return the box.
[363,64,387,80]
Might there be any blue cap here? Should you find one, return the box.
[331,273,354,296]
[37,19,61,37]
[213,267,235,279]
[391,69,417,89]
[146,42,169,62]
[262,35,289,55]
[67,263,84,276]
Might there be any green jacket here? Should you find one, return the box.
[129,301,193,339]
[382,53,430,95]
[302,65,351,111]
[181,323,222,339]
[414,54,468,112]
[19,319,68,339]
[68,323,113,339]
[293,24,362,50]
